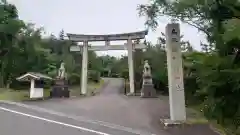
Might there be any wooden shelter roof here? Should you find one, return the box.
[16,72,53,82]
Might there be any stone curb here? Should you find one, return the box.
[209,124,226,135]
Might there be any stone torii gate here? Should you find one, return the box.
[67,30,148,96]
[67,23,186,123]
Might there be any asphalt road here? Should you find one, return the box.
[0,102,139,135]
[0,108,99,135]
[0,78,153,135]
[19,78,165,135]
[0,78,219,135]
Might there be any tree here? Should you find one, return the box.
[0,1,25,87]
[0,0,104,88]
[59,29,65,40]
[138,0,240,133]
[157,32,194,52]
[138,0,240,55]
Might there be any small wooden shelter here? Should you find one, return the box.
[16,72,52,99]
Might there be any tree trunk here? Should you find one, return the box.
[0,63,5,88]
[0,75,4,88]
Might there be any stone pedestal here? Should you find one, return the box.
[50,79,69,98]
[140,76,157,98]
[140,60,157,98]
[141,83,157,98]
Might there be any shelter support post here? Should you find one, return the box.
[81,41,88,95]
[165,23,186,122]
[30,79,35,98]
[127,39,135,94]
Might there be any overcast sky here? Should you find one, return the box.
[9,0,206,57]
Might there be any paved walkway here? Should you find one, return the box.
[16,78,218,135]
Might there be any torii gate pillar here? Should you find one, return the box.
[127,39,135,94]
[81,41,88,95]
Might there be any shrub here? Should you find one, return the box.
[68,73,81,85]
[88,70,100,83]
[184,53,240,134]
[152,69,168,94]
[121,70,129,79]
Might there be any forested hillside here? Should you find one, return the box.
[1,0,240,134]
[0,0,105,89]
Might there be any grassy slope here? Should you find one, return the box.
[0,88,50,101]
[0,79,105,101]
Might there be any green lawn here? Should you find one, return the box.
[0,79,104,101]
[0,88,50,101]
[187,105,238,135]
[157,95,229,135]
[185,106,208,124]
[0,78,105,101]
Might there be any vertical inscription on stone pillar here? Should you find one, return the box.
[166,23,186,121]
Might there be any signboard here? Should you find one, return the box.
[30,88,43,98]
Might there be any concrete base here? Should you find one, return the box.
[160,119,185,127]
[79,93,87,96]
[126,92,135,96]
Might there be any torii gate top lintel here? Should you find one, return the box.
[66,30,148,42]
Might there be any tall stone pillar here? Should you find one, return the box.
[81,41,88,95]
[165,23,186,121]
[127,39,135,94]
